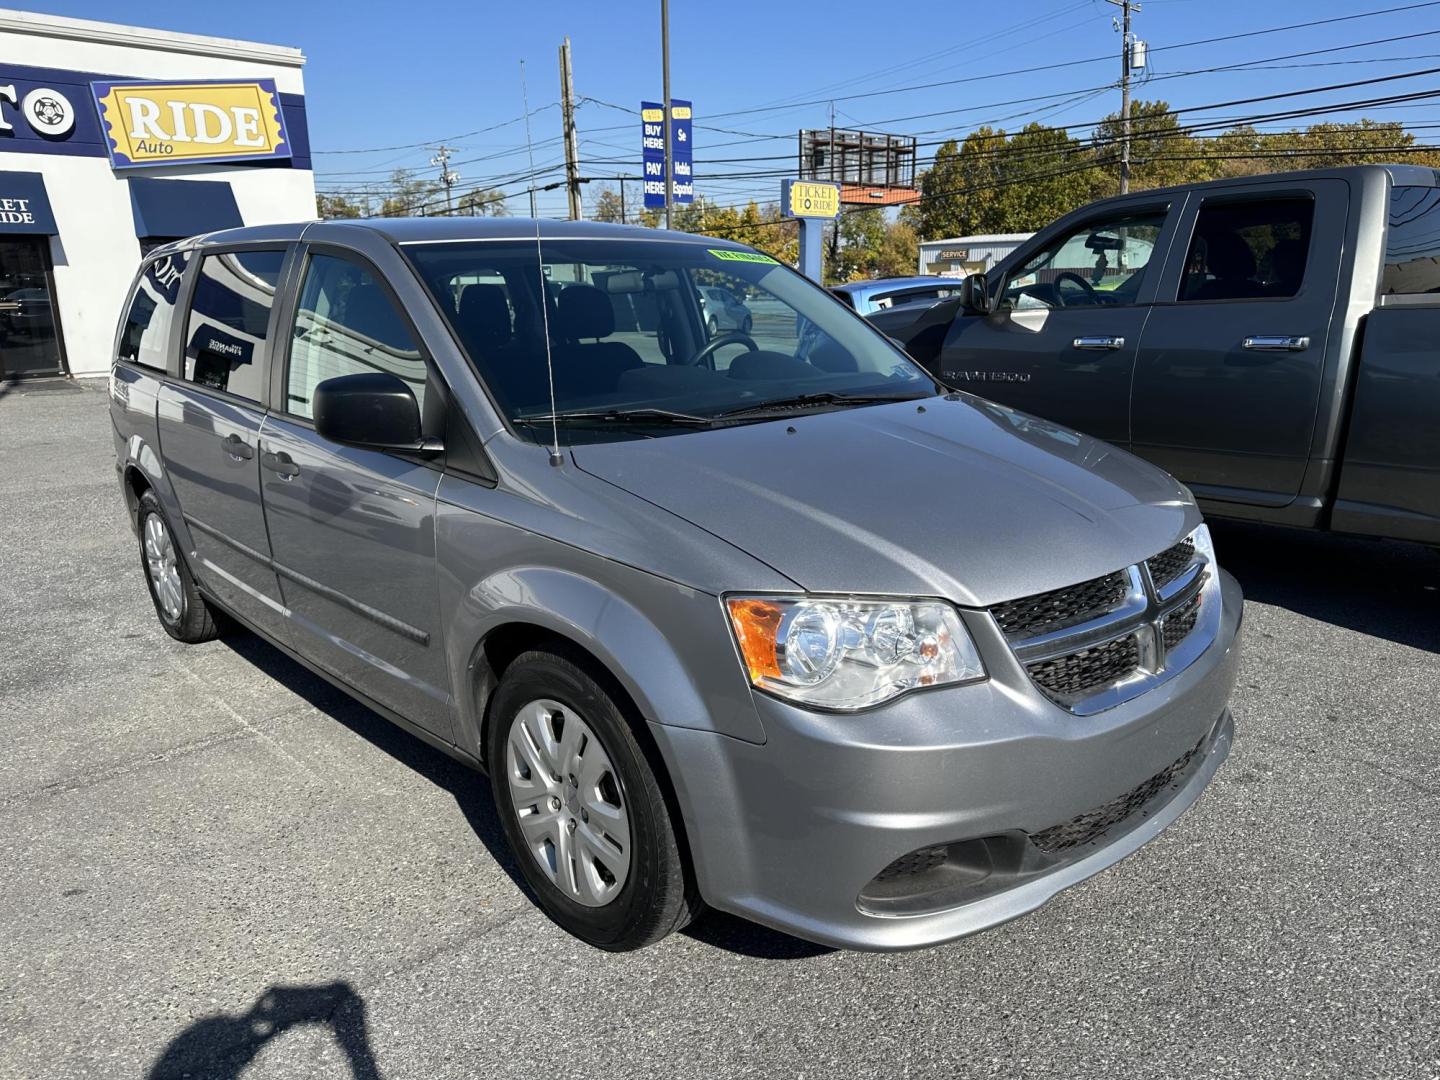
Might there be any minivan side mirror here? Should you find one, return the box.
[959,273,992,316]
[312,372,441,455]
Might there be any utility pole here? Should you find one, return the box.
[827,100,840,279]
[430,145,460,214]
[660,0,673,230]
[559,37,583,220]
[1107,0,1138,195]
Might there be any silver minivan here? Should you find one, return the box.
[110,219,1241,951]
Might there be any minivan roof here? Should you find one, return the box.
[174,216,746,252]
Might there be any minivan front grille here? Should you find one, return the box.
[990,570,1129,639]
[1147,538,1195,591]
[1162,592,1202,650]
[1026,634,1141,698]
[990,530,1216,715]
[1029,740,1201,853]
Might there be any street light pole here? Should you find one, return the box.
[661,0,673,230]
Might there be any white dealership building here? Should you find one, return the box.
[0,9,315,380]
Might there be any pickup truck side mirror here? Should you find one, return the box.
[313,372,441,456]
[958,273,992,316]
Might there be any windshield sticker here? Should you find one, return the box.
[708,249,779,265]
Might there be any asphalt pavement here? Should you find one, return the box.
[1,378,1437,1079]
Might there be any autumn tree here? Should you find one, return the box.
[590,184,626,223]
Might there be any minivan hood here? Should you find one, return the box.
[571,396,1197,608]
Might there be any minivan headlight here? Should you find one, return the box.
[725,596,986,710]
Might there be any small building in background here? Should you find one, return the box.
[0,9,314,380]
[918,234,1032,278]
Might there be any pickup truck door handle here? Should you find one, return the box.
[1242,335,1310,352]
[221,433,254,461]
[1071,336,1125,351]
[261,449,300,479]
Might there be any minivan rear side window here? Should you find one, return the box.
[285,253,428,420]
[118,252,188,371]
[181,249,286,401]
[1381,185,1440,301]
[1178,197,1313,302]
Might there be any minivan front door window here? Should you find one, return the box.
[1004,210,1167,310]
[286,253,428,420]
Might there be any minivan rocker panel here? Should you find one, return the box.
[111,217,1240,952]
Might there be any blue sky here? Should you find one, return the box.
[19,0,1440,215]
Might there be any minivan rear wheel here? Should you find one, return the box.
[487,648,695,950]
[136,490,222,644]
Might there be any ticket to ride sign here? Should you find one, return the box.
[782,180,840,219]
[91,79,291,168]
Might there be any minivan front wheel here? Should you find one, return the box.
[136,491,223,644]
[488,648,695,950]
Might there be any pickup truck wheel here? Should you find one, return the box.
[488,648,696,950]
[136,490,222,644]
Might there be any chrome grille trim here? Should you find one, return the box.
[990,531,1220,715]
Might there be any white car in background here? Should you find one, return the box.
[698,285,752,335]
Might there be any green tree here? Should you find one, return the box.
[315,193,363,219]
[456,187,508,216]
[379,169,440,217]
[1092,100,1210,193]
[911,125,1103,239]
[832,207,886,282]
[874,218,919,278]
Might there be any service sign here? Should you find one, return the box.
[91,79,290,168]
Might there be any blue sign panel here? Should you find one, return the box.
[0,171,58,235]
[640,99,693,209]
[0,63,311,169]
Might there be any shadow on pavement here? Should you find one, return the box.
[1210,521,1439,652]
[147,981,381,1079]
[222,631,828,960]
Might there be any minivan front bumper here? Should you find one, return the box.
[650,569,1242,951]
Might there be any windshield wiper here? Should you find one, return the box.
[716,391,926,419]
[515,407,717,428]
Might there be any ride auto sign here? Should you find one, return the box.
[91,79,291,168]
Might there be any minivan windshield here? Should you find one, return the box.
[405,239,937,442]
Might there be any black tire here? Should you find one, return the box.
[741,314,753,333]
[487,647,697,950]
[136,490,223,644]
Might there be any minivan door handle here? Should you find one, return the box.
[1242,335,1310,351]
[221,433,254,461]
[261,449,300,479]
[1071,336,1125,351]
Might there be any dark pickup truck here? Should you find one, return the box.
[874,165,1440,546]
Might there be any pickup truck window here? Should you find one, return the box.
[182,250,285,401]
[1381,185,1440,301]
[1178,197,1313,303]
[118,253,186,371]
[286,253,428,421]
[1003,210,1166,310]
